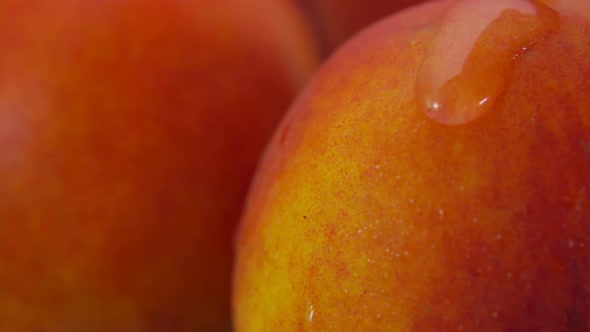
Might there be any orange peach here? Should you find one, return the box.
[233,0,590,330]
[0,0,318,330]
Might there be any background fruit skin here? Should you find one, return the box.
[233,0,590,330]
[298,0,426,55]
[0,0,318,330]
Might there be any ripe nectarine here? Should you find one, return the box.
[0,0,318,330]
[234,0,590,330]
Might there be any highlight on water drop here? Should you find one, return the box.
[415,0,560,125]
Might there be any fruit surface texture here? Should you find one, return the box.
[0,0,317,330]
[234,0,590,330]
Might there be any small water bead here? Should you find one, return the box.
[415,0,560,125]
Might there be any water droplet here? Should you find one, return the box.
[415,0,560,125]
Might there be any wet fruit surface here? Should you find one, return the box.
[416,0,560,125]
[233,0,590,330]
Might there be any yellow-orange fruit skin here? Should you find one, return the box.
[0,0,318,331]
[233,0,590,330]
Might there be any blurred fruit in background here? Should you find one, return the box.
[0,0,318,330]
[298,0,426,55]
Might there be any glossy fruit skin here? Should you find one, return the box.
[233,0,590,330]
[0,0,317,330]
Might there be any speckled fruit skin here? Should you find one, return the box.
[299,0,426,54]
[233,0,590,330]
[0,0,318,331]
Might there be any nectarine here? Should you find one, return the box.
[234,0,590,330]
[0,0,318,330]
